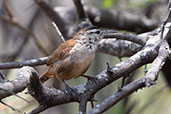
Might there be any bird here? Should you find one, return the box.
[40,26,103,83]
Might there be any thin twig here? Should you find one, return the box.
[34,0,67,38]
[0,57,48,69]
[0,87,29,103]
[2,0,17,23]
[0,72,5,81]
[160,4,171,39]
[0,14,48,56]
[1,2,47,56]
[0,8,40,62]
[87,78,146,114]
[0,100,24,113]
[52,22,65,42]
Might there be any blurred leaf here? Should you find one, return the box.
[103,0,115,8]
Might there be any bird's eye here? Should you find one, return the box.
[88,30,101,35]
[95,31,100,34]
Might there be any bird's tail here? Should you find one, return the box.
[40,66,54,83]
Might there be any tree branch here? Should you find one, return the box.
[0,37,144,70]
[87,78,146,114]
[0,57,48,69]
[87,39,170,114]
[73,0,87,20]
[87,7,160,33]
[0,12,48,56]
[28,29,163,113]
[34,0,68,38]
[2,0,17,23]
[0,66,37,99]
[98,39,142,57]
[0,29,147,69]
[145,40,170,86]
[103,30,146,45]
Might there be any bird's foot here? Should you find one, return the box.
[106,62,113,75]
[62,80,76,97]
[82,75,97,83]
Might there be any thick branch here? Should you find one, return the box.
[103,31,146,45]
[53,6,160,36]
[87,78,146,114]
[79,100,87,113]
[28,31,161,113]
[0,66,36,99]
[73,0,87,20]
[0,35,145,70]
[88,7,160,33]
[98,39,142,57]
[87,40,170,114]
[28,71,78,114]
[72,0,92,33]
[34,0,68,38]
[145,40,170,86]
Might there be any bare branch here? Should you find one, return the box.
[72,0,92,33]
[161,6,171,39]
[0,87,29,103]
[0,66,37,99]
[28,31,161,113]
[34,0,68,38]
[87,7,160,33]
[0,38,144,70]
[2,0,17,23]
[145,40,170,86]
[0,57,48,69]
[87,31,170,114]
[98,39,142,57]
[52,6,160,38]
[0,36,144,70]
[0,72,5,82]
[87,78,146,114]
[0,1,170,114]
[28,72,77,114]
[0,14,48,56]
[73,0,87,20]
[0,100,24,113]
[79,100,87,114]
[52,22,65,42]
[103,30,146,45]
[0,8,40,62]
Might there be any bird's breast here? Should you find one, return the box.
[54,49,95,80]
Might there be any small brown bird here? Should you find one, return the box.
[40,26,103,83]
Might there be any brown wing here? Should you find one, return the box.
[47,39,76,66]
